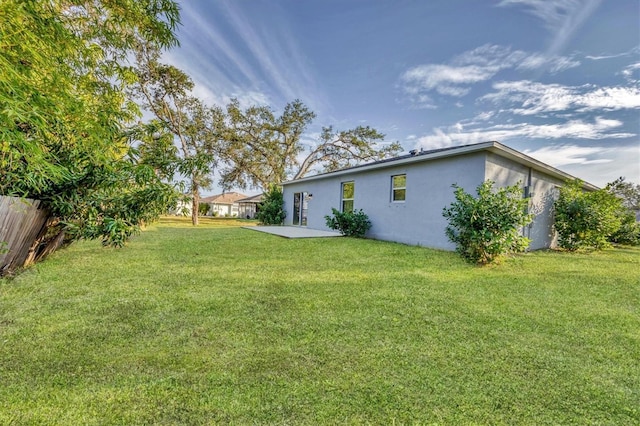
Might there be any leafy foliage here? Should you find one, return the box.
[606,177,640,212]
[221,100,402,190]
[293,126,403,180]
[132,47,225,226]
[325,208,372,238]
[606,177,640,246]
[608,211,640,245]
[256,186,286,225]
[0,0,181,246]
[198,202,211,217]
[554,179,623,251]
[221,100,316,190]
[443,181,533,264]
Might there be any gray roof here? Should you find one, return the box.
[237,193,264,204]
[283,141,599,190]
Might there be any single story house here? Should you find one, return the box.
[237,193,264,219]
[281,141,598,250]
[200,192,248,217]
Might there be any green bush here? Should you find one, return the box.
[198,203,210,216]
[256,185,286,225]
[324,208,371,237]
[442,180,533,264]
[609,211,640,245]
[554,179,623,251]
[606,177,640,246]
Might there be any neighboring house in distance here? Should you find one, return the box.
[281,141,598,251]
[200,192,248,217]
[237,194,264,219]
[169,196,192,216]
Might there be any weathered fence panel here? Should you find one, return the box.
[0,196,50,275]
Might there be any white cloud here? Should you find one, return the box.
[482,81,640,115]
[399,44,580,107]
[517,54,580,72]
[523,145,640,186]
[402,64,494,95]
[522,145,612,166]
[169,2,328,114]
[413,117,633,150]
[622,62,640,82]
[497,0,603,55]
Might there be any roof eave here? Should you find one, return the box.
[282,141,496,185]
[282,141,599,191]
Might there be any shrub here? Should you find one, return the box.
[256,185,286,225]
[554,179,622,251]
[609,211,640,245]
[606,177,640,246]
[198,203,210,216]
[442,180,533,264]
[325,208,371,237]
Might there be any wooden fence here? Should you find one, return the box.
[0,196,50,275]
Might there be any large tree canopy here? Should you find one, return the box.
[132,47,225,225]
[0,0,181,246]
[221,100,402,190]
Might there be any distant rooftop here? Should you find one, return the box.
[200,192,248,204]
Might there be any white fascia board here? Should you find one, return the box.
[282,140,599,191]
[487,142,600,191]
[282,142,495,185]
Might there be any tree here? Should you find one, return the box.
[0,0,181,247]
[606,177,640,245]
[554,179,623,251]
[606,177,640,211]
[443,181,533,264]
[132,47,225,226]
[221,100,402,190]
[293,126,402,180]
[221,99,316,190]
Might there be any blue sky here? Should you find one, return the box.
[163,0,639,190]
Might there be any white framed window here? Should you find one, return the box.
[341,181,354,213]
[391,174,406,202]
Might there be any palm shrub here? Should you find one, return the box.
[325,208,371,237]
[256,185,286,225]
[443,180,533,264]
[554,179,623,250]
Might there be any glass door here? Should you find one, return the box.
[292,192,308,226]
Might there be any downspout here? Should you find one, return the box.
[524,167,532,239]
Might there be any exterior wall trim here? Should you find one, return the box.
[282,141,598,191]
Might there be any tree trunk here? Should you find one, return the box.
[191,183,199,226]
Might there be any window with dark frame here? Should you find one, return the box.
[341,181,354,212]
[391,174,406,202]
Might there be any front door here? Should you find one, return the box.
[292,192,308,226]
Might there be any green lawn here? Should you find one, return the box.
[1,217,638,425]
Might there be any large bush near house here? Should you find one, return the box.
[554,179,623,251]
[325,208,371,237]
[443,180,533,264]
[256,185,286,225]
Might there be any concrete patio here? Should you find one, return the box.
[243,226,342,239]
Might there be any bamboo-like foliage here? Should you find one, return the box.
[0,0,181,246]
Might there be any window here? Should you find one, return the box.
[391,174,406,202]
[341,181,354,212]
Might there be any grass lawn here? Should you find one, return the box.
[1,217,638,424]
